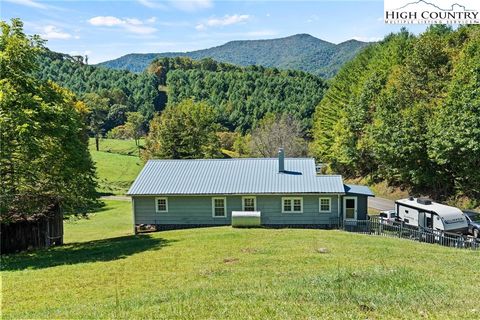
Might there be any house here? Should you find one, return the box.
[127,149,374,232]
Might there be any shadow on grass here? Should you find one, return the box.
[1,234,175,271]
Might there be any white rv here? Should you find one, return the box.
[395,197,468,234]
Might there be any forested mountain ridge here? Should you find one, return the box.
[312,25,480,202]
[97,34,370,78]
[149,56,327,133]
[37,51,327,135]
[37,50,162,123]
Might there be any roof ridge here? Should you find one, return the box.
[147,158,315,162]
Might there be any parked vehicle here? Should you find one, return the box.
[379,209,396,225]
[395,197,468,234]
[463,211,480,238]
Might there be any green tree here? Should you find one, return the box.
[83,92,109,151]
[143,99,222,159]
[124,112,145,147]
[311,25,480,202]
[0,19,97,219]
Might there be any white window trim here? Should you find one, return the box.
[155,197,168,213]
[212,197,227,218]
[282,197,303,213]
[319,197,331,213]
[242,196,257,211]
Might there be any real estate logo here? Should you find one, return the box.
[384,0,480,24]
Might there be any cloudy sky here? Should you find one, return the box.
[3,0,428,64]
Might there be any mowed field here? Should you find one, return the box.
[88,138,144,195]
[2,200,480,319]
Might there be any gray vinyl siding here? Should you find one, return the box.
[132,195,341,225]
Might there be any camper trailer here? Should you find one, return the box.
[395,197,468,234]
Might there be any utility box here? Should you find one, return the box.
[231,211,261,228]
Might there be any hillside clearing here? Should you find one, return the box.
[2,200,480,319]
[89,138,144,195]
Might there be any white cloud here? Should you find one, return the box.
[171,0,212,12]
[88,16,123,27]
[147,17,157,23]
[41,25,72,40]
[307,14,320,23]
[88,16,158,35]
[196,14,250,30]
[4,0,47,9]
[137,0,167,9]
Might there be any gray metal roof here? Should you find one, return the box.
[127,158,346,195]
[344,184,375,196]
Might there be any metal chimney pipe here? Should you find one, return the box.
[278,148,285,173]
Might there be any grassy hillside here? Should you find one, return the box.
[2,200,479,319]
[98,34,370,78]
[89,138,144,195]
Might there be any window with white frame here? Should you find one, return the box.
[282,197,303,213]
[156,197,168,213]
[212,197,227,217]
[242,197,256,211]
[319,197,331,212]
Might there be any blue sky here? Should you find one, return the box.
[3,0,428,63]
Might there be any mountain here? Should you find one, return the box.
[97,34,371,78]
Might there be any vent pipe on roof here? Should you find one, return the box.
[278,148,285,173]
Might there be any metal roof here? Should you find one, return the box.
[344,184,375,196]
[127,158,346,195]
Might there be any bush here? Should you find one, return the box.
[107,125,133,140]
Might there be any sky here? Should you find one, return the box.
[2,0,429,64]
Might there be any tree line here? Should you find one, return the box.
[311,25,480,203]
[162,58,327,133]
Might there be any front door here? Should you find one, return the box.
[343,197,357,220]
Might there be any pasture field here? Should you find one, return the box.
[2,200,479,319]
[89,138,144,195]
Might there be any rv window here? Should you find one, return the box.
[405,210,409,213]
[404,218,409,223]
[427,217,433,228]
[380,213,387,218]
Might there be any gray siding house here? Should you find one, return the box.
[127,150,374,232]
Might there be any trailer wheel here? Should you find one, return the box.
[474,229,479,239]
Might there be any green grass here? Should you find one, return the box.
[2,200,479,319]
[89,139,144,195]
[89,138,144,156]
[64,200,133,242]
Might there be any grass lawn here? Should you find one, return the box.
[89,138,144,157]
[89,139,144,195]
[2,200,480,319]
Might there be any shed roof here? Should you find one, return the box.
[344,184,375,196]
[127,158,346,195]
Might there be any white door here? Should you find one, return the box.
[343,197,357,220]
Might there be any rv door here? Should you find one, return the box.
[418,212,433,229]
[418,211,426,228]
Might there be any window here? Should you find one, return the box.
[155,197,168,213]
[212,197,226,217]
[282,197,303,213]
[319,198,331,212]
[242,197,256,211]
